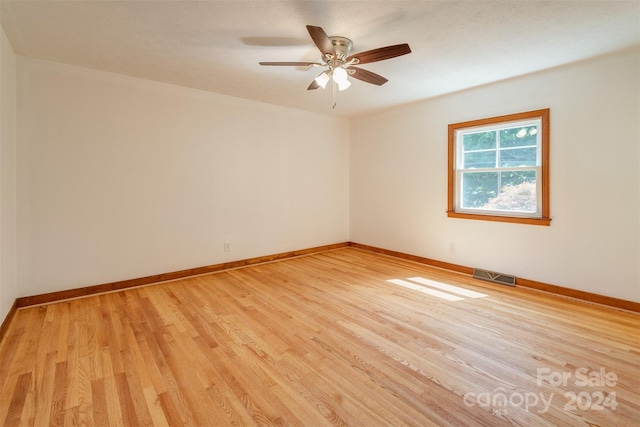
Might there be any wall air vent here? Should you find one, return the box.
[472,268,516,287]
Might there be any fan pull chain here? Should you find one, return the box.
[332,80,337,109]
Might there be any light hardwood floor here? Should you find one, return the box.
[0,248,638,426]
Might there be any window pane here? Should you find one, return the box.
[481,171,537,212]
[499,147,537,167]
[500,126,538,148]
[463,150,496,168]
[461,172,498,208]
[463,131,495,151]
[501,170,536,187]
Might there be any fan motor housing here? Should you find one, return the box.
[329,36,353,60]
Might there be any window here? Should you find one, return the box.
[447,109,550,226]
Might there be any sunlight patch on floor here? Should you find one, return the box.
[408,277,488,298]
[387,279,464,301]
[387,277,488,301]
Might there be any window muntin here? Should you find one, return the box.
[447,109,550,226]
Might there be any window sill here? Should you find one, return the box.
[446,211,551,226]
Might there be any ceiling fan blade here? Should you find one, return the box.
[307,80,320,90]
[259,61,322,66]
[346,43,411,64]
[348,67,388,86]
[306,25,335,57]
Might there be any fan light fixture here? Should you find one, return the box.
[314,70,331,89]
[314,67,351,91]
[332,67,351,91]
[336,78,351,91]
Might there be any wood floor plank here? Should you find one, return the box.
[100,349,124,427]
[153,325,219,426]
[0,248,638,426]
[32,350,57,426]
[55,303,70,364]
[114,372,139,425]
[91,379,110,427]
[48,361,67,427]
[2,372,30,427]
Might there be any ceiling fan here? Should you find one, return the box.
[259,25,411,106]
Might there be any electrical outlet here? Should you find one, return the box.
[224,242,231,252]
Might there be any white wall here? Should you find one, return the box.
[0,26,17,320]
[351,47,640,302]
[9,47,640,304]
[17,57,350,296]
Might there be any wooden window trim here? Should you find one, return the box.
[447,109,551,226]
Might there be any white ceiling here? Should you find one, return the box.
[1,1,638,117]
